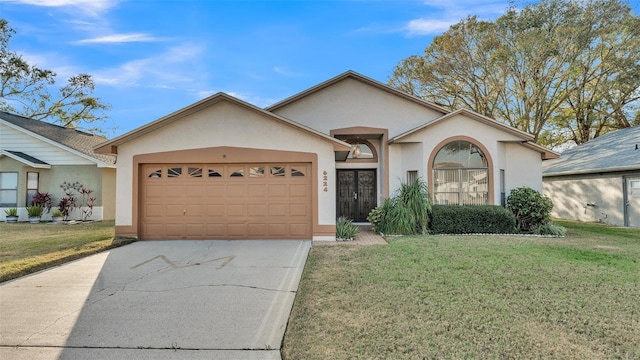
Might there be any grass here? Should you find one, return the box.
[0,220,134,283]
[282,220,640,359]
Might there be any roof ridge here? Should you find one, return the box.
[0,111,107,139]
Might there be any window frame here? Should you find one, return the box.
[26,172,39,206]
[344,139,378,163]
[0,172,19,208]
[407,170,418,184]
[430,138,493,206]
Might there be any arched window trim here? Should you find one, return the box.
[428,136,494,205]
[344,139,378,163]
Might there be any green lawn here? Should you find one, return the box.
[282,220,640,359]
[0,220,133,282]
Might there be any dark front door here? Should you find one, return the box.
[337,170,377,222]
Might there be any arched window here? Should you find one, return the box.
[432,140,489,205]
[345,139,377,162]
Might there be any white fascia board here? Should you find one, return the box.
[0,150,51,169]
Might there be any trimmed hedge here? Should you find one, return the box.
[431,205,517,234]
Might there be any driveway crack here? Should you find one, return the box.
[122,283,296,294]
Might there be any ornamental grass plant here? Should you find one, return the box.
[368,179,431,235]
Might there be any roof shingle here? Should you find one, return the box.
[0,111,115,165]
[542,126,640,176]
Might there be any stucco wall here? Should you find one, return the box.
[388,142,424,195]
[0,156,22,172]
[101,167,116,220]
[504,143,543,193]
[114,101,338,234]
[393,114,540,205]
[543,173,624,225]
[271,79,546,207]
[272,78,444,138]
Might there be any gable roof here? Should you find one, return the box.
[543,126,640,176]
[0,112,115,166]
[94,92,351,155]
[389,109,559,160]
[390,109,535,142]
[265,70,450,115]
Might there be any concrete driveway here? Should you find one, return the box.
[0,240,311,360]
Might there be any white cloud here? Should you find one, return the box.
[405,19,456,36]
[197,90,218,99]
[224,91,248,101]
[274,66,303,77]
[92,43,207,88]
[404,0,510,36]
[420,0,509,16]
[76,33,161,44]
[9,0,118,16]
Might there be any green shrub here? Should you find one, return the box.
[26,205,43,217]
[367,198,391,234]
[533,223,567,237]
[336,217,359,241]
[367,179,432,235]
[506,187,553,232]
[431,205,517,234]
[30,192,53,213]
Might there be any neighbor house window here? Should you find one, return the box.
[26,172,39,206]
[0,172,18,207]
[631,180,640,197]
[432,140,489,205]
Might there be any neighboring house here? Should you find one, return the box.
[0,112,116,222]
[95,71,557,241]
[543,126,640,227]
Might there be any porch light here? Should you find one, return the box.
[352,145,362,158]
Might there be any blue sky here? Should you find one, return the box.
[2,0,638,137]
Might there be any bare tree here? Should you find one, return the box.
[0,19,110,133]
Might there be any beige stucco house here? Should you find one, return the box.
[543,126,640,227]
[0,112,116,222]
[96,71,557,241]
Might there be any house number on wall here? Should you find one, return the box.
[322,170,329,192]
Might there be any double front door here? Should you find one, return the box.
[337,170,376,222]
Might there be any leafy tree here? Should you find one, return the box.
[0,19,110,132]
[390,0,640,147]
[546,0,640,146]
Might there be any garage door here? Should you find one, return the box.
[141,163,312,240]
